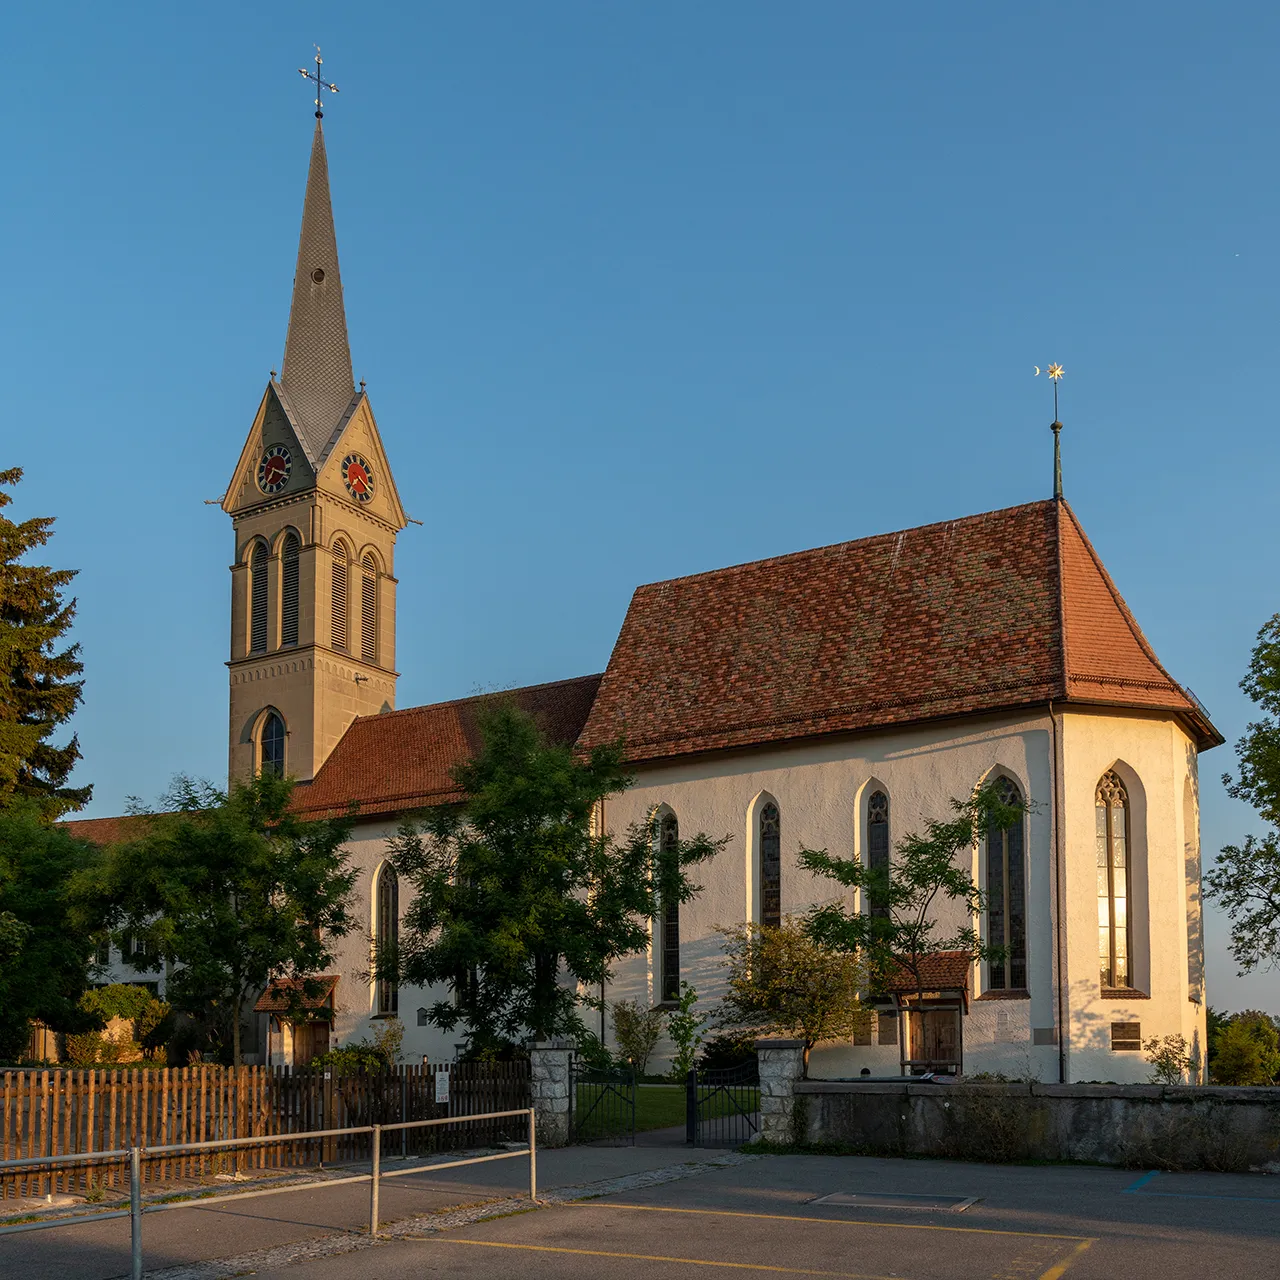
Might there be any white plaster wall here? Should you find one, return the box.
[1058,709,1208,1084]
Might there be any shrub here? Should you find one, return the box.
[611,1000,665,1073]
[698,1031,757,1071]
[666,982,707,1081]
[1144,1033,1195,1085]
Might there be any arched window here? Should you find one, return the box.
[331,541,349,652]
[759,802,781,929]
[260,711,286,777]
[1097,771,1130,990]
[375,864,399,1015]
[281,532,300,647]
[658,811,681,1003]
[867,790,890,920]
[361,553,378,664]
[249,542,269,654]
[986,776,1027,990]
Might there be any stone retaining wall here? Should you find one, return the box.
[790,1079,1280,1171]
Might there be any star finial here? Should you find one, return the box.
[298,45,339,119]
[1035,363,1066,499]
[1046,363,1064,381]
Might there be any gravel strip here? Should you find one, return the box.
[149,1150,764,1280]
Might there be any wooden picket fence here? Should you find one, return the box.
[0,1061,530,1201]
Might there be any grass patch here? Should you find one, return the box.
[573,1084,760,1138]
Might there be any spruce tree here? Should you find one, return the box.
[0,467,89,817]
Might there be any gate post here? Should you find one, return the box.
[685,1068,697,1145]
[756,1039,805,1145]
[529,1041,573,1148]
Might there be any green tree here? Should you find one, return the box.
[1210,1010,1280,1086]
[1209,615,1280,974]
[390,699,723,1048]
[88,773,358,1065]
[717,917,870,1072]
[0,467,90,818]
[0,804,104,1061]
[665,981,707,1080]
[799,782,1023,1003]
[611,999,666,1073]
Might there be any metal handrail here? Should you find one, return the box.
[0,1106,537,1278]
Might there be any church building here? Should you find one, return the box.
[73,117,1221,1085]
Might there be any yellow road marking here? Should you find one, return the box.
[417,1237,898,1278]
[568,1201,1093,1243]
[1036,1237,1094,1280]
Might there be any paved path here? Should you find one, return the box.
[6,1147,1278,1280]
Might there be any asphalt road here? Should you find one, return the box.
[4,1148,1278,1280]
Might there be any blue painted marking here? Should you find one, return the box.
[1124,1170,1160,1193]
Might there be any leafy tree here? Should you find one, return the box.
[717,917,869,1071]
[611,999,666,1073]
[1209,615,1280,973]
[0,467,90,818]
[1210,1010,1280,1086]
[390,699,723,1047]
[87,772,358,1065]
[665,981,707,1080]
[800,782,1023,1002]
[0,803,104,1062]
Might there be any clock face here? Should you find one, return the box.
[342,453,374,502]
[257,444,292,494]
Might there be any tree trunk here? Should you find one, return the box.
[232,992,242,1067]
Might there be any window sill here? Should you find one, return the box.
[370,1011,400,1020]
[1100,987,1149,1000]
[975,989,1029,1001]
[652,1001,680,1011]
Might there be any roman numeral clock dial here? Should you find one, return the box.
[257,444,293,494]
[342,453,374,503]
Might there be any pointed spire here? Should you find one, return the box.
[279,120,355,457]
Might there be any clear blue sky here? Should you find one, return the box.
[5,3,1277,1012]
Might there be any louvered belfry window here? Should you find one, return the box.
[361,553,378,664]
[331,543,349,651]
[249,543,268,654]
[281,533,300,647]
[760,802,781,929]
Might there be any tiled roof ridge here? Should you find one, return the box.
[349,672,606,726]
[1059,500,1185,692]
[631,498,1058,595]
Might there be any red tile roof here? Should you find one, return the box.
[577,500,1220,763]
[884,951,974,994]
[292,674,604,820]
[254,975,339,1013]
[60,815,150,847]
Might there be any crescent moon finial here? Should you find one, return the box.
[1034,366,1041,376]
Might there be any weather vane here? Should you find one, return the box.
[1034,363,1065,499]
[299,45,339,119]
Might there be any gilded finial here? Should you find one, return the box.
[1035,363,1065,499]
[298,45,340,119]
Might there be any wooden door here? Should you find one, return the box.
[293,1021,330,1067]
[908,1008,960,1071]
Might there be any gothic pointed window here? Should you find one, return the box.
[331,541,349,652]
[986,777,1027,990]
[281,533,300,647]
[1097,771,1131,990]
[375,863,399,1015]
[361,553,378,665]
[759,802,781,929]
[260,711,286,777]
[250,542,269,654]
[658,811,681,1003]
[867,791,890,920]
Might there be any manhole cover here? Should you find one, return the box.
[808,1192,978,1212]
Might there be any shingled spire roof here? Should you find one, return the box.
[279,120,356,458]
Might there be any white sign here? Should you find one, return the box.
[435,1069,450,1104]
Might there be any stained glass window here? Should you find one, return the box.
[376,864,399,1015]
[986,776,1026,990]
[660,811,680,1003]
[867,791,890,920]
[260,711,286,777]
[760,802,781,929]
[1096,771,1130,989]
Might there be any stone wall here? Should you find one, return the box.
[787,1079,1280,1172]
[757,1039,807,1144]
[530,1042,573,1147]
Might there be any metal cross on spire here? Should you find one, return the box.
[298,45,339,119]
[1034,363,1065,499]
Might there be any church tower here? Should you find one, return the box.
[223,119,407,782]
